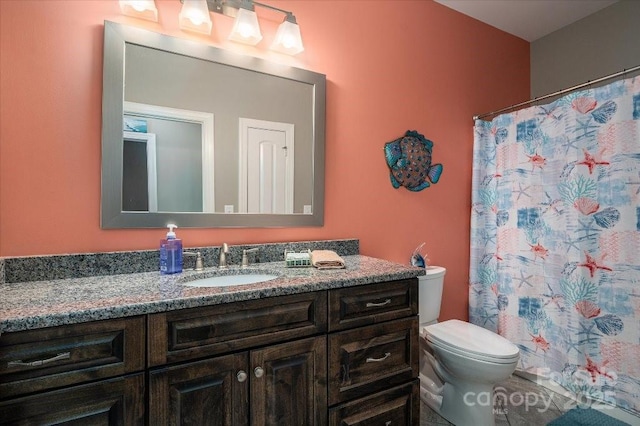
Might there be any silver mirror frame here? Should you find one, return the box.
[101,21,325,228]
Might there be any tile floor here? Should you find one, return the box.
[420,374,575,425]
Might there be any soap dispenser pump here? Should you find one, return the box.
[160,224,183,274]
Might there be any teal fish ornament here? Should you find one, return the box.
[384,130,443,191]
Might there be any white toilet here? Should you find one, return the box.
[419,267,520,426]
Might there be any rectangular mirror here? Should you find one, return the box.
[101,21,325,228]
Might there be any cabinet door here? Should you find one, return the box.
[0,373,144,425]
[149,352,248,426]
[251,336,327,426]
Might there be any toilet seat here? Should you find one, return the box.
[426,335,519,364]
[423,320,519,364]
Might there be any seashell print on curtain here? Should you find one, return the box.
[470,76,640,418]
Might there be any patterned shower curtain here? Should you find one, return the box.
[470,76,640,417]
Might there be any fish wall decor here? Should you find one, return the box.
[384,130,443,191]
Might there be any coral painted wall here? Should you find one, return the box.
[0,1,529,321]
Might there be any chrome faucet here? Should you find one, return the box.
[219,243,230,268]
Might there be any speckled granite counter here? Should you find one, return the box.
[0,255,424,335]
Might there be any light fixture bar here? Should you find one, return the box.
[252,1,294,19]
[206,0,295,22]
[178,0,304,55]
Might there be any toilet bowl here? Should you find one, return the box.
[418,268,519,426]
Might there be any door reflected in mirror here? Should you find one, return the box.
[123,102,212,213]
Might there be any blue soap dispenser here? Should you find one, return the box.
[160,224,183,274]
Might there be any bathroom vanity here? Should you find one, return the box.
[0,253,423,425]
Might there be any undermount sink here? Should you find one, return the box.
[181,273,279,288]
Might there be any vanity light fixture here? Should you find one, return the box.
[227,1,263,45]
[177,0,304,55]
[270,12,304,55]
[179,0,213,35]
[119,0,158,22]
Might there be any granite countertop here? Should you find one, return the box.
[0,255,424,335]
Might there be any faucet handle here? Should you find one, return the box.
[242,248,259,268]
[183,251,204,271]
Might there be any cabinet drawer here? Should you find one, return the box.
[148,291,327,366]
[329,279,417,332]
[328,317,418,405]
[0,316,145,399]
[0,373,145,425]
[328,380,419,426]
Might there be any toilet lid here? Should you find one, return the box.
[424,319,519,360]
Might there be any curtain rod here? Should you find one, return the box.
[473,64,640,121]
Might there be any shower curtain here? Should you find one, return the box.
[470,76,640,417]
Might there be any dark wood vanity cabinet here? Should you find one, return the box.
[147,292,328,426]
[147,278,419,425]
[0,316,146,425]
[0,277,419,425]
[327,279,420,426]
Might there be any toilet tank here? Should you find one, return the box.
[418,266,446,325]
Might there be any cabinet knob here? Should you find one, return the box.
[237,370,248,382]
[254,367,264,378]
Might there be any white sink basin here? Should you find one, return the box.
[182,273,279,288]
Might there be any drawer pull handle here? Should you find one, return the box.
[7,352,70,368]
[366,298,391,308]
[366,352,391,363]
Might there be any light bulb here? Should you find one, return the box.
[239,23,253,38]
[188,11,205,25]
[119,0,158,22]
[178,0,212,35]
[270,19,304,55]
[228,8,262,45]
[282,35,295,49]
[131,1,146,12]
